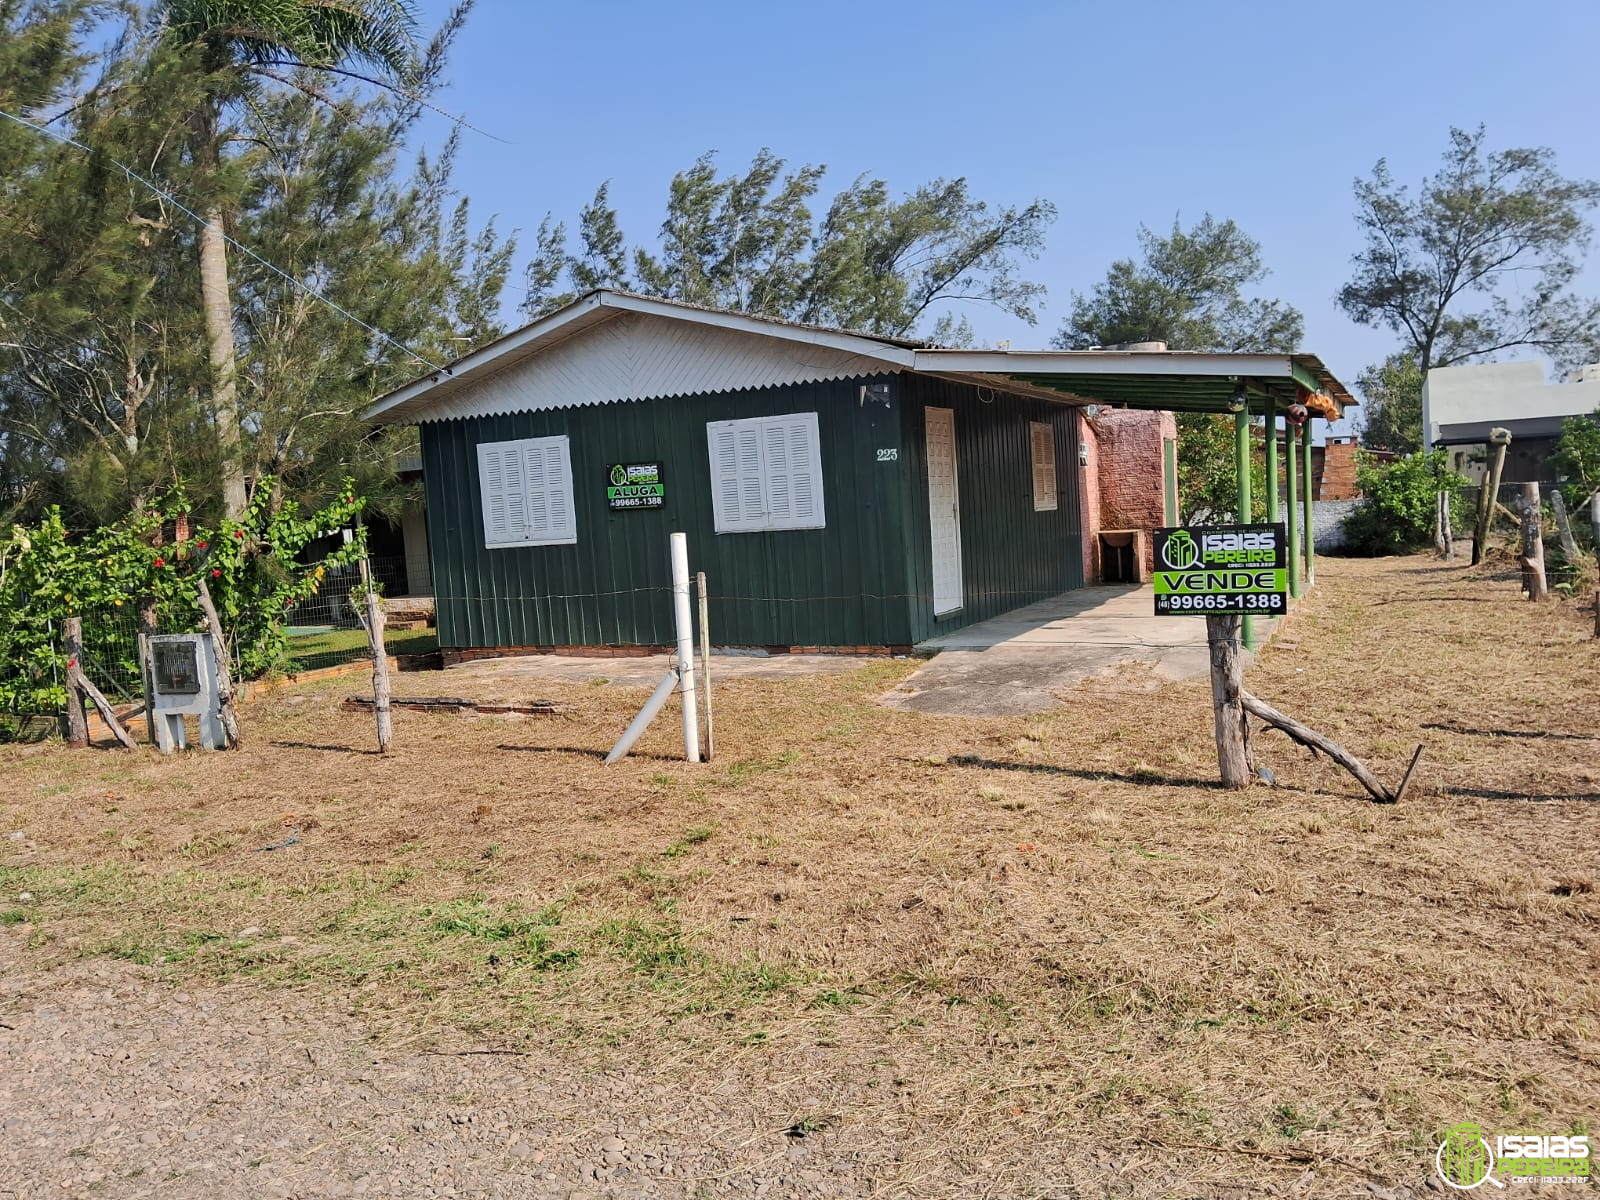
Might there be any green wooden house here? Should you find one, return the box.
[366,290,1351,655]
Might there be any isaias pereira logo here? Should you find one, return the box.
[1434,1121,1590,1189]
[1438,1123,1497,1190]
[1160,529,1201,570]
[609,463,628,487]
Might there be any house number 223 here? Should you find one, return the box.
[876,448,898,462]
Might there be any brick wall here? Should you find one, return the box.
[1077,409,1101,583]
[1315,437,1361,500]
[1081,407,1174,579]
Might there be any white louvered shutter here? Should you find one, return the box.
[784,415,823,527]
[478,435,574,548]
[539,438,575,543]
[709,422,748,532]
[708,413,824,533]
[1031,422,1057,512]
[762,419,793,522]
[478,440,528,546]
[736,424,765,524]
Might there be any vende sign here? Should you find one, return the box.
[1153,524,1288,616]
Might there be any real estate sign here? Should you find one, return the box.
[606,462,665,510]
[1153,524,1287,616]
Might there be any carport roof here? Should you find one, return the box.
[366,289,1354,424]
[912,348,1354,419]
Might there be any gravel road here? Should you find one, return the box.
[0,935,900,1200]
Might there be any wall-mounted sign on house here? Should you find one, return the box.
[606,462,665,510]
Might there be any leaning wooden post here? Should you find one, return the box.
[1206,613,1253,789]
[1519,482,1548,601]
[1473,429,1511,563]
[364,574,393,753]
[62,616,88,749]
[1301,419,1316,587]
[194,576,241,747]
[1234,402,1256,651]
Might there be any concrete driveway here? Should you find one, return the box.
[881,585,1223,717]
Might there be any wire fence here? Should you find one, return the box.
[2,581,435,739]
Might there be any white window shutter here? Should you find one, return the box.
[707,412,823,534]
[478,442,510,545]
[478,435,575,548]
[709,422,746,532]
[523,440,549,533]
[542,438,576,543]
[762,420,793,522]
[781,415,823,528]
[1031,422,1057,512]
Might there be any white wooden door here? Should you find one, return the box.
[925,406,964,615]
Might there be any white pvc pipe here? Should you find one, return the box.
[670,532,701,763]
[603,669,680,765]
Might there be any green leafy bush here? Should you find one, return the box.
[0,482,365,719]
[1340,450,1466,555]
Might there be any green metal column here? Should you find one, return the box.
[1302,421,1316,587]
[1162,437,1179,526]
[1264,398,1278,524]
[1235,405,1255,650]
[1286,422,1302,599]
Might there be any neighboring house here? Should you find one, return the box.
[366,290,1350,656]
[1423,360,1600,484]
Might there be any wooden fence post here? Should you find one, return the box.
[364,579,393,753]
[62,616,88,749]
[194,576,241,747]
[1551,489,1579,561]
[1206,613,1253,788]
[1472,430,1511,563]
[1519,482,1547,601]
[136,595,158,744]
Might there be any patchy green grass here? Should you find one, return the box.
[286,626,437,671]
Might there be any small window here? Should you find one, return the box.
[1030,422,1058,512]
[476,435,577,548]
[706,412,826,533]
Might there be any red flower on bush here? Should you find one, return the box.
[153,557,165,568]
[196,540,208,549]
[233,530,243,539]
[211,568,221,577]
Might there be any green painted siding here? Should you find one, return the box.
[898,375,1084,644]
[421,375,918,649]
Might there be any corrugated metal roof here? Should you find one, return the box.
[366,289,1356,425]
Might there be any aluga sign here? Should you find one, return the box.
[1153,524,1288,617]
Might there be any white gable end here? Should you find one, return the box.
[412,311,896,423]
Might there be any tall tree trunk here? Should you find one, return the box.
[200,204,247,517]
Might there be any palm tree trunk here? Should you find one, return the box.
[200,203,248,517]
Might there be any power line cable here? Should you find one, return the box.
[0,106,445,373]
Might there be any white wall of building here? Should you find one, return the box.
[1423,359,1600,448]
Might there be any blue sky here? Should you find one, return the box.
[409,0,1600,414]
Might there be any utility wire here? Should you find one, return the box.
[0,106,445,373]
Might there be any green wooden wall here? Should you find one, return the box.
[420,371,1087,651]
[897,374,1085,644]
[420,374,920,649]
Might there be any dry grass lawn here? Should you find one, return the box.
[2,553,1597,1195]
